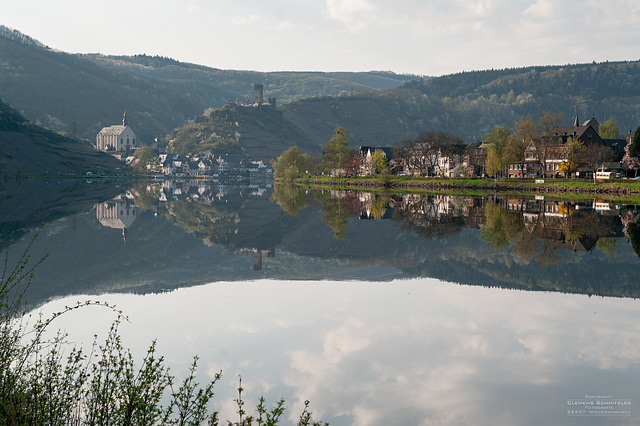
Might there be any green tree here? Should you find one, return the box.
[631,126,640,158]
[133,145,157,172]
[271,146,309,181]
[560,136,585,177]
[534,111,564,176]
[482,125,512,177]
[371,149,389,174]
[321,127,350,175]
[600,117,621,139]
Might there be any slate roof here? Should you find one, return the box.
[98,124,129,136]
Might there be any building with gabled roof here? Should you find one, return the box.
[96,112,138,152]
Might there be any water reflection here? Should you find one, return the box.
[96,191,140,242]
[36,279,640,426]
[4,180,640,304]
[6,180,640,425]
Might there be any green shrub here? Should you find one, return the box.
[0,232,327,425]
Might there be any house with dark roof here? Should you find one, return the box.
[509,113,616,178]
[462,141,486,177]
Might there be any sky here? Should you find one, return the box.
[3,0,640,76]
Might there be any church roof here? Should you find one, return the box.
[98,124,130,136]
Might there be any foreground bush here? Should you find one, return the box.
[0,234,327,425]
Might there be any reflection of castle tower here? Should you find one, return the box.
[253,249,262,271]
[96,197,139,242]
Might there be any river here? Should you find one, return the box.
[2,179,640,425]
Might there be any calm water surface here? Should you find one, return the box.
[3,179,640,425]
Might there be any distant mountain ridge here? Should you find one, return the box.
[3,25,640,163]
[0,25,419,142]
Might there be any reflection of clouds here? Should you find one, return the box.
[33,280,640,426]
[282,282,640,425]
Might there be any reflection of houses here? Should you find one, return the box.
[497,196,622,252]
[157,179,270,204]
[96,193,139,242]
[96,112,138,152]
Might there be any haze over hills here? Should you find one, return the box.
[0,25,418,143]
[2,25,640,162]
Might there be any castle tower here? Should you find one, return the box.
[254,84,264,105]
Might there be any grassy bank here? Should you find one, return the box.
[288,175,640,204]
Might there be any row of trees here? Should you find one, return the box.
[273,114,640,181]
[272,127,468,180]
[272,127,357,180]
[393,132,466,177]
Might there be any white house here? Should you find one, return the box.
[96,112,138,152]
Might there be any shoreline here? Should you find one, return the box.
[284,176,640,198]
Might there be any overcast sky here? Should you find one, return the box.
[4,0,640,76]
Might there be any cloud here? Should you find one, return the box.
[325,0,378,32]
[230,14,264,26]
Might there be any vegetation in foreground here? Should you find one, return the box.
[0,234,327,425]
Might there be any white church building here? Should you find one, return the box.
[96,112,138,152]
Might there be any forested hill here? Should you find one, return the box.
[404,62,640,133]
[0,99,122,176]
[4,24,640,163]
[0,25,417,141]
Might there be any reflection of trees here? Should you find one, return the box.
[271,184,308,216]
[370,195,389,220]
[313,191,355,239]
[481,202,522,249]
[481,198,621,265]
[163,201,239,248]
[628,222,640,258]
[132,185,160,210]
[623,211,640,258]
[392,194,466,239]
[596,237,617,257]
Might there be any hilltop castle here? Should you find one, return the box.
[232,84,276,109]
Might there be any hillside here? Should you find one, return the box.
[4,25,640,163]
[0,99,122,176]
[404,62,640,133]
[0,26,417,142]
[165,62,640,161]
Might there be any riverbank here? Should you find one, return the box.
[290,175,640,197]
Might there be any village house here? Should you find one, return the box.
[508,114,617,178]
[462,141,486,177]
[436,151,460,177]
[96,112,138,152]
[358,146,394,175]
